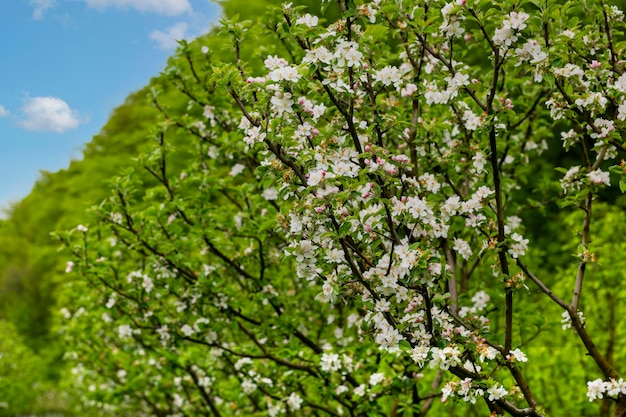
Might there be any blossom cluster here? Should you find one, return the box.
[587,378,626,402]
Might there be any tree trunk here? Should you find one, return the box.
[612,397,626,417]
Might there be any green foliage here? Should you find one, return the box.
[0,320,59,416]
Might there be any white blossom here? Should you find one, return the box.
[320,353,342,372]
[180,324,194,337]
[118,325,133,339]
[295,13,318,27]
[269,66,301,82]
[587,378,607,401]
[587,169,610,186]
[508,233,529,258]
[374,66,403,87]
[264,55,288,70]
[286,392,303,410]
[508,348,528,362]
[369,372,385,386]
[453,238,472,260]
[487,384,508,401]
[561,310,585,330]
[242,378,257,394]
[230,163,246,177]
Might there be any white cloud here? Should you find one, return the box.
[82,0,192,15]
[0,106,9,118]
[30,0,57,20]
[149,22,189,49]
[149,7,220,50]
[19,96,82,133]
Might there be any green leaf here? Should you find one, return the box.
[338,221,352,237]
[258,219,277,232]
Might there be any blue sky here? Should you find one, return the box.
[0,0,221,211]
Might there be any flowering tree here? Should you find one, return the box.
[58,0,626,416]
